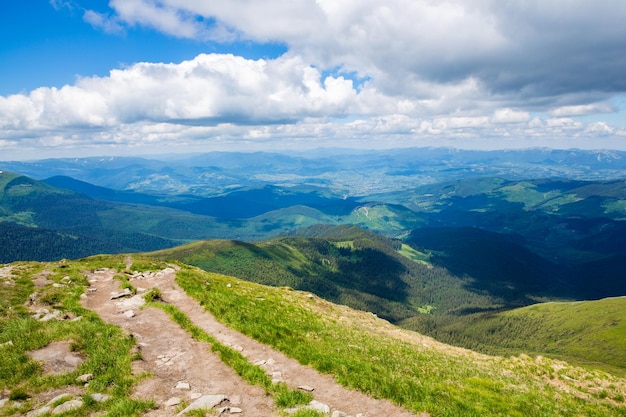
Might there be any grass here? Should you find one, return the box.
[4,254,626,417]
[146,299,313,409]
[0,257,157,416]
[398,243,431,265]
[172,264,626,417]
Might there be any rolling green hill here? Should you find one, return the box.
[148,226,501,324]
[413,296,626,376]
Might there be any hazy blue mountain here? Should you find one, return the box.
[4,148,626,197]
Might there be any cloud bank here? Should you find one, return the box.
[2,0,626,158]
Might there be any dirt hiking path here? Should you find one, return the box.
[81,262,422,417]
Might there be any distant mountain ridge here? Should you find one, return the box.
[4,148,626,196]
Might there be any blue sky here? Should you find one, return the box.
[2,1,626,160]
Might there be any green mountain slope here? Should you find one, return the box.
[417,296,626,376]
[2,254,626,416]
[148,226,530,324]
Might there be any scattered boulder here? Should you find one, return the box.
[308,400,331,413]
[175,381,190,390]
[47,393,72,405]
[26,405,51,417]
[90,393,110,403]
[52,398,83,414]
[110,288,132,300]
[164,397,182,407]
[76,373,93,384]
[176,394,227,416]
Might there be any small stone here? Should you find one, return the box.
[122,310,135,318]
[176,395,227,416]
[226,283,232,288]
[306,294,315,299]
[164,397,181,407]
[0,340,13,348]
[87,288,98,293]
[90,393,110,403]
[189,392,203,400]
[76,373,93,383]
[110,288,132,299]
[266,358,276,366]
[52,283,66,288]
[175,381,190,390]
[52,398,83,414]
[26,405,51,417]
[307,400,330,413]
[40,310,61,321]
[230,407,243,413]
[332,411,349,417]
[47,394,72,406]
[217,406,229,414]
[0,398,8,408]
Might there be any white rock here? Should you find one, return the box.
[175,381,190,390]
[90,393,110,403]
[230,407,243,413]
[110,288,132,299]
[52,399,83,414]
[46,394,72,406]
[176,395,227,416]
[189,392,203,400]
[122,310,135,318]
[76,373,93,383]
[164,397,181,407]
[26,405,51,416]
[307,400,330,413]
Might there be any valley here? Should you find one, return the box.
[2,147,626,415]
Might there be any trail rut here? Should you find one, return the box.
[81,263,422,416]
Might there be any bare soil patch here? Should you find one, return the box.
[28,341,85,375]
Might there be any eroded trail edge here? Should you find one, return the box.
[81,264,421,417]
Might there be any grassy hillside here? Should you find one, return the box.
[175,261,626,416]
[412,297,626,376]
[2,254,626,416]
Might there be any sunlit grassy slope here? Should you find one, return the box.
[174,263,626,417]
[2,254,626,416]
[428,297,626,375]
